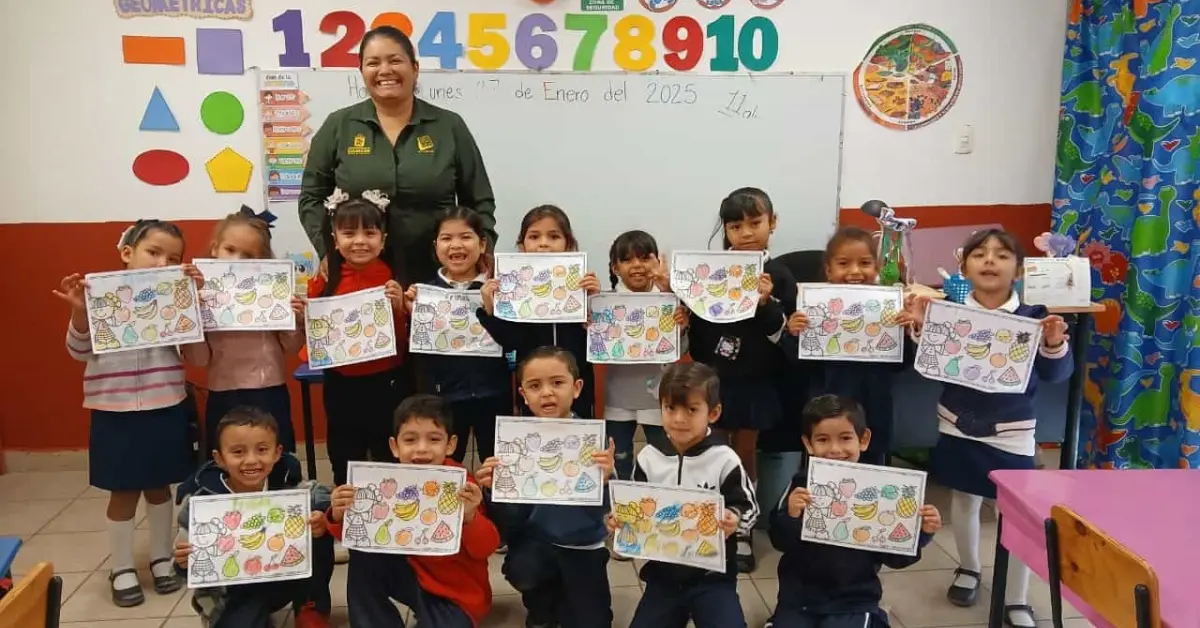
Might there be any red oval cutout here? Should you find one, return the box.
[132,149,189,186]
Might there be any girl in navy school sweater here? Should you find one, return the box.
[908,229,1072,628]
[786,226,918,465]
[403,207,513,463]
[476,205,601,418]
[687,187,796,572]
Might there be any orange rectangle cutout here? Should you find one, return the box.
[122,35,186,65]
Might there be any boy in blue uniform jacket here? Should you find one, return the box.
[766,395,942,628]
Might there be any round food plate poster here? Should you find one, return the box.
[853,24,963,131]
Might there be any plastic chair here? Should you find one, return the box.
[774,250,826,283]
[0,562,62,628]
[1045,504,1160,628]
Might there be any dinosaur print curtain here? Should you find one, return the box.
[1054,0,1199,469]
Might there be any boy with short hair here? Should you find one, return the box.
[328,393,499,627]
[173,407,335,628]
[766,395,942,628]
[475,346,617,628]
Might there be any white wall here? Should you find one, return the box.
[0,0,1066,226]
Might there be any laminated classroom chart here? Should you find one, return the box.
[796,283,905,363]
[670,251,763,323]
[587,292,681,364]
[194,259,297,331]
[304,287,396,370]
[1022,257,1092,309]
[493,253,588,323]
[493,416,607,506]
[185,489,312,588]
[408,284,501,357]
[914,300,1043,394]
[344,462,467,556]
[84,266,204,354]
[609,480,726,572]
[801,458,927,557]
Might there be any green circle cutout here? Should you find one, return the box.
[200,91,244,135]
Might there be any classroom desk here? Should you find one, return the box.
[987,470,1199,628]
[293,364,323,481]
[905,285,1104,469]
[0,537,20,578]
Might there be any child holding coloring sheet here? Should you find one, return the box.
[173,407,334,628]
[327,394,499,628]
[476,347,617,628]
[610,362,756,628]
[767,396,941,628]
[907,229,1071,628]
[402,207,513,464]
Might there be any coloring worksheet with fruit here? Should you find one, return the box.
[801,458,927,557]
[797,284,904,363]
[670,251,763,323]
[344,462,467,556]
[186,489,312,588]
[493,417,607,506]
[609,481,726,572]
[408,284,502,357]
[304,287,397,370]
[84,266,204,354]
[914,300,1043,394]
[194,259,297,332]
[493,253,588,323]
[587,292,680,364]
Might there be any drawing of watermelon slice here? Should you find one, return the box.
[888,522,913,542]
[280,544,305,567]
[430,520,455,543]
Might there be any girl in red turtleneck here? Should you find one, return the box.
[306,189,409,487]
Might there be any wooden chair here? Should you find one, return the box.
[0,562,62,628]
[1044,504,1159,628]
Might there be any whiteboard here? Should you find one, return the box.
[260,69,844,271]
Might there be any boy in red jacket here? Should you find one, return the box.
[327,394,500,627]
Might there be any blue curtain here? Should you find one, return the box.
[1054,0,1199,468]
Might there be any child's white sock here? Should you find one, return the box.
[1005,557,1034,627]
[107,517,139,590]
[146,500,176,579]
[950,490,983,587]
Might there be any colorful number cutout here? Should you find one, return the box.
[613,15,657,72]
[707,15,779,72]
[563,13,606,71]
[319,10,365,68]
[271,9,311,67]
[467,13,510,71]
[419,11,463,69]
[662,16,703,72]
[515,13,558,71]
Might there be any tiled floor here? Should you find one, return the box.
[0,447,1094,627]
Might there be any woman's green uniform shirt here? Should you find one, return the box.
[299,98,497,284]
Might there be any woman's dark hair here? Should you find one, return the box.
[823,226,876,265]
[321,199,398,296]
[119,219,184,250]
[215,406,280,450]
[517,205,578,251]
[710,187,775,249]
[608,230,660,289]
[517,346,581,382]
[213,207,273,258]
[358,26,417,68]
[959,228,1025,269]
[801,394,867,438]
[658,362,720,410]
[434,206,490,273]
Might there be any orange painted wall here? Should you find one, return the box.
[0,203,1051,452]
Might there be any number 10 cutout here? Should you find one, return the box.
[270,10,779,73]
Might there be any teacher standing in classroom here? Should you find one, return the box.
[299,26,498,285]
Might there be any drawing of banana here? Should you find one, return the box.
[965,343,992,359]
[851,502,878,520]
[133,301,158,320]
[656,520,682,537]
[345,321,362,338]
[841,316,865,333]
[239,528,267,550]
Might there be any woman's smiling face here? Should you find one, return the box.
[360,33,418,103]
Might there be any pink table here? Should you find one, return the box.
[988,470,1200,628]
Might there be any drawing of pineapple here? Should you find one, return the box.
[697,503,719,536]
[577,434,599,466]
[271,273,291,300]
[173,279,194,309]
[896,486,918,518]
[741,264,758,291]
[658,307,676,333]
[284,505,307,539]
[437,481,461,515]
[565,265,582,291]
[1008,331,1032,363]
[373,299,389,325]
[881,301,899,327]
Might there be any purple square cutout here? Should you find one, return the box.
[196,28,244,75]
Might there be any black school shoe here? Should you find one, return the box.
[946,567,981,606]
[1003,604,1037,628]
[736,532,756,573]
[109,569,145,607]
[149,558,182,594]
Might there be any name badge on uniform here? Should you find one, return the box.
[416,135,435,154]
[347,133,371,156]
